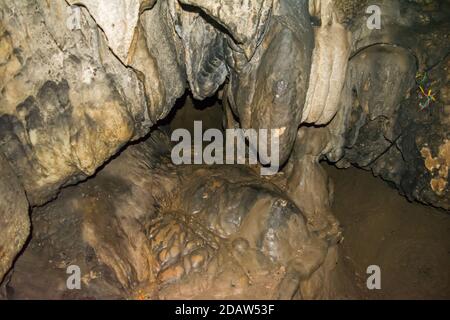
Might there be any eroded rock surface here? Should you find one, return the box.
[0,0,449,300]
[325,0,450,209]
[3,131,178,299]
[0,153,29,283]
[1,0,446,207]
[3,131,342,300]
[224,0,314,165]
[0,0,185,205]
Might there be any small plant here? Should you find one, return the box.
[416,71,437,110]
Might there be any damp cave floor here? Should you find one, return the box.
[325,165,450,300]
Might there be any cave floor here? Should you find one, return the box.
[3,161,449,300]
[326,165,450,300]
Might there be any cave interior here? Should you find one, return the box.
[0,0,449,300]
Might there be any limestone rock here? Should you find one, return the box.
[178,0,273,60]
[224,0,314,165]
[129,0,187,122]
[4,131,332,300]
[67,0,141,64]
[325,0,450,209]
[4,131,178,299]
[0,153,29,282]
[168,1,227,100]
[302,0,351,125]
[0,0,185,205]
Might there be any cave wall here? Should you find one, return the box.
[0,153,29,283]
[0,0,186,206]
[0,0,449,291]
[327,0,450,209]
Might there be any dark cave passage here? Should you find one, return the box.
[165,92,224,135]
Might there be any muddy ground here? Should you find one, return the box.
[326,165,450,300]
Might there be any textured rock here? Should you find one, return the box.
[177,0,273,60]
[324,0,450,209]
[169,1,227,100]
[67,0,142,63]
[0,0,185,205]
[224,0,313,165]
[129,0,186,122]
[4,131,178,299]
[5,131,337,300]
[301,0,351,125]
[0,153,29,282]
[1,0,449,300]
[285,127,340,239]
[157,165,329,300]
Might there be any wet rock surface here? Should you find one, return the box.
[330,41,450,209]
[0,0,185,206]
[320,0,450,210]
[2,132,341,300]
[3,131,178,299]
[1,0,448,206]
[0,0,449,299]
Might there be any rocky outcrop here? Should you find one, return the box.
[325,0,450,210]
[0,153,29,282]
[4,131,342,300]
[4,131,178,299]
[0,0,185,206]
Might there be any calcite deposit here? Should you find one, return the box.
[0,0,448,299]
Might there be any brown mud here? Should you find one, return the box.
[326,165,450,299]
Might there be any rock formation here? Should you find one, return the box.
[0,0,448,299]
[4,130,334,299]
[0,153,29,283]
